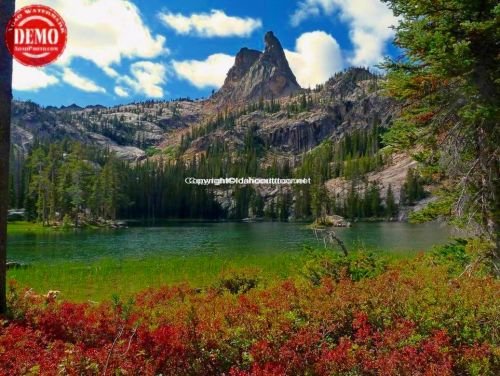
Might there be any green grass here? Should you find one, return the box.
[8,253,304,302]
[7,221,103,235]
[7,221,57,235]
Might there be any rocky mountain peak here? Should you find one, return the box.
[262,31,298,85]
[213,32,301,106]
[264,31,281,54]
[225,48,262,84]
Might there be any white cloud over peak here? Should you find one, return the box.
[159,9,262,38]
[285,31,343,88]
[172,54,235,89]
[13,63,59,91]
[290,0,398,67]
[16,0,167,85]
[118,61,167,98]
[62,68,106,93]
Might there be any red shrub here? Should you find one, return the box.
[2,261,498,375]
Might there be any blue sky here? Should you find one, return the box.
[12,0,399,107]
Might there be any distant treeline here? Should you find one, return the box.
[8,123,425,224]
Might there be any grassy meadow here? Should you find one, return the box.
[6,221,57,235]
[7,253,303,302]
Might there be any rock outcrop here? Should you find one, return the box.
[325,153,417,204]
[213,31,301,105]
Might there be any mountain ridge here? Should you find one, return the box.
[10,65,392,161]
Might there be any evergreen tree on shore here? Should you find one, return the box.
[382,0,499,258]
[385,184,398,218]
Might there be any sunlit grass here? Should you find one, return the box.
[7,221,101,235]
[7,221,56,235]
[8,252,305,302]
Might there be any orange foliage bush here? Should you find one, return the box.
[1,259,498,375]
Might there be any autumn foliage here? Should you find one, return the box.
[1,254,499,375]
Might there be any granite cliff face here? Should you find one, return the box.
[213,32,301,105]
[214,68,395,155]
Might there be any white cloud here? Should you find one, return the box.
[13,62,59,91]
[159,9,261,38]
[291,0,336,26]
[285,31,343,88]
[118,61,167,98]
[114,86,129,98]
[17,0,167,75]
[103,66,120,78]
[62,68,106,93]
[172,54,235,89]
[290,0,398,67]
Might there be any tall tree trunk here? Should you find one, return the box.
[0,0,15,314]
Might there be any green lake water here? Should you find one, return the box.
[8,221,455,264]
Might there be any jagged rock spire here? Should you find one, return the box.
[224,48,261,86]
[213,32,301,106]
[262,31,298,86]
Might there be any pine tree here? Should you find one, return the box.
[345,183,360,220]
[300,93,307,112]
[28,148,50,225]
[264,199,277,220]
[385,184,398,218]
[278,191,291,222]
[311,184,328,221]
[368,183,382,218]
[382,0,499,254]
[251,193,265,218]
[401,168,425,206]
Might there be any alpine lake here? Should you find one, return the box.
[7,221,455,301]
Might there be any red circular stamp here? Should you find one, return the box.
[4,4,67,67]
